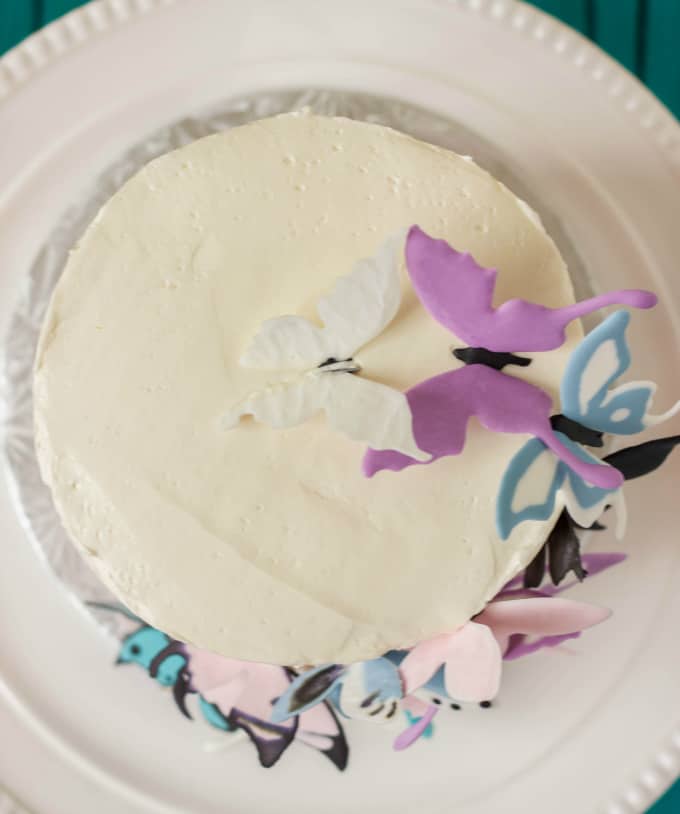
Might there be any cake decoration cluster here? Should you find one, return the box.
[497,310,680,540]
[225,225,678,530]
[107,225,679,770]
[94,553,625,769]
[361,228,674,496]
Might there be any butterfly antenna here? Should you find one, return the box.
[643,398,680,427]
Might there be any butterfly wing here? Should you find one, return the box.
[478,597,611,637]
[496,438,565,540]
[239,233,404,369]
[222,374,323,430]
[316,230,404,359]
[604,435,680,479]
[325,373,428,460]
[227,708,298,768]
[561,310,680,434]
[497,432,621,540]
[240,315,335,370]
[562,467,625,538]
[271,665,345,723]
[362,367,479,476]
[365,364,619,487]
[481,597,610,663]
[442,622,503,703]
[297,702,349,771]
[224,366,426,459]
[405,227,655,351]
[405,226,498,344]
[335,657,403,722]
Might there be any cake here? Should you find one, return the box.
[34,112,680,767]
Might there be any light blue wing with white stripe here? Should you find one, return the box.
[496,434,620,540]
[271,664,345,723]
[561,311,680,434]
[335,658,403,722]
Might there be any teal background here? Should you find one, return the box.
[0,1,678,811]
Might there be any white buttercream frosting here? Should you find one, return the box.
[34,113,579,665]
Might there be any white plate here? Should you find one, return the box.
[1,2,680,813]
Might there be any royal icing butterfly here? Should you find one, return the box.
[222,233,428,461]
[272,657,403,726]
[363,226,659,490]
[269,555,619,752]
[496,310,680,540]
[95,603,348,770]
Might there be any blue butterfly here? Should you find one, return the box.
[497,311,680,540]
[271,657,402,724]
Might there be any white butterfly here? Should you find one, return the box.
[222,233,429,461]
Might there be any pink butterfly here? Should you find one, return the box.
[393,591,610,751]
[154,645,348,769]
[363,227,656,489]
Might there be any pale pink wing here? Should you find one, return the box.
[183,647,249,695]
[399,633,456,694]
[477,597,611,638]
[235,665,292,721]
[201,672,249,712]
[293,704,339,752]
[402,695,431,716]
[443,621,503,703]
[185,646,290,720]
[299,702,342,736]
[297,700,349,770]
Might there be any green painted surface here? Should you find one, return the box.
[0,0,678,811]
[644,0,680,122]
[40,0,86,22]
[0,0,40,57]
[531,0,592,34]
[591,0,641,73]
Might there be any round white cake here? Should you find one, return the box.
[34,113,579,665]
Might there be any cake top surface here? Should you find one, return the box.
[34,112,579,664]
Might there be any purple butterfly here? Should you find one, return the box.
[363,226,656,489]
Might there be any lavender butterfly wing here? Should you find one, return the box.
[405,226,656,352]
[404,225,498,346]
[364,365,622,490]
